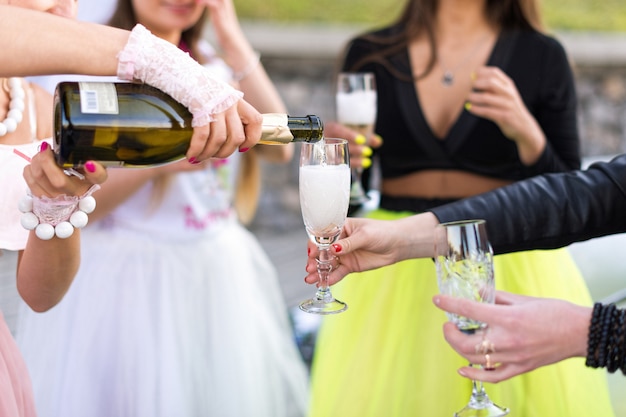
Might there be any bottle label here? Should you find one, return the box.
[78,82,120,114]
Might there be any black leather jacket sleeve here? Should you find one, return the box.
[430,155,626,255]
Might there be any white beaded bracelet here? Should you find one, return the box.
[19,185,100,240]
[232,51,261,82]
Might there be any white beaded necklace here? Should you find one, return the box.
[0,77,25,136]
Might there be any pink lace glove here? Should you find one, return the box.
[117,24,243,127]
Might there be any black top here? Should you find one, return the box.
[343,25,580,188]
[431,155,626,255]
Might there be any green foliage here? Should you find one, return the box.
[542,0,626,31]
[235,0,402,27]
[234,0,626,32]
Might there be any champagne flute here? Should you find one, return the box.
[336,72,377,206]
[434,220,509,417]
[299,138,351,314]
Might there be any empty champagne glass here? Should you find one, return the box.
[434,220,509,417]
[336,72,377,206]
[299,138,350,314]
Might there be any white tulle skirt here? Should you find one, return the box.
[16,222,309,417]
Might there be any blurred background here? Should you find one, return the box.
[81,0,626,412]
[221,1,626,412]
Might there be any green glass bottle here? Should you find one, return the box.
[53,81,324,168]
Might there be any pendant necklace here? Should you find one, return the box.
[439,34,490,87]
[0,78,25,136]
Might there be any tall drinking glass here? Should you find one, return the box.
[434,220,509,417]
[336,72,377,206]
[299,138,350,314]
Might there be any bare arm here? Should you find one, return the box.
[0,6,127,77]
[0,6,263,162]
[203,0,292,163]
[17,147,108,312]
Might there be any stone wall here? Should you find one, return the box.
[223,24,626,231]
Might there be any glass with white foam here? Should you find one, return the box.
[299,138,350,314]
[336,72,377,206]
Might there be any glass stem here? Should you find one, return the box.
[314,246,335,303]
[467,365,493,408]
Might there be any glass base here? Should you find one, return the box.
[299,298,347,315]
[349,181,370,206]
[455,400,509,417]
[349,194,370,206]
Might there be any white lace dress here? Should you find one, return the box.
[16,154,309,417]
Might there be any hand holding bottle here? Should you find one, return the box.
[191,99,262,160]
[117,24,263,161]
[23,142,107,199]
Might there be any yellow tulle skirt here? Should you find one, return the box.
[308,209,615,417]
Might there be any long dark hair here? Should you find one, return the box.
[107,0,209,63]
[346,0,544,80]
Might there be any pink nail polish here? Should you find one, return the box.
[213,158,228,167]
[239,147,250,153]
[188,157,197,164]
[85,161,96,173]
[39,141,49,152]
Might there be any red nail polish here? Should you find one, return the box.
[239,147,249,153]
[85,161,96,173]
[188,157,197,164]
[307,248,310,256]
[39,141,49,152]
[332,244,342,253]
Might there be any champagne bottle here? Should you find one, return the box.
[53,81,324,168]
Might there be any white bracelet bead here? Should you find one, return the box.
[78,196,97,214]
[20,212,39,230]
[69,211,89,228]
[54,221,75,239]
[17,194,33,212]
[35,223,55,241]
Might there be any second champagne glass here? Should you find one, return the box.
[336,72,377,206]
[299,138,351,314]
[434,219,509,417]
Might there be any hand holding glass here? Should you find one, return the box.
[336,72,376,206]
[434,220,509,417]
[299,138,350,314]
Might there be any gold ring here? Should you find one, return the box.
[484,353,496,371]
[475,339,495,355]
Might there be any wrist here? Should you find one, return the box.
[574,305,593,358]
[19,185,99,240]
[400,212,439,261]
[515,123,546,166]
[230,50,261,82]
[118,24,242,127]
